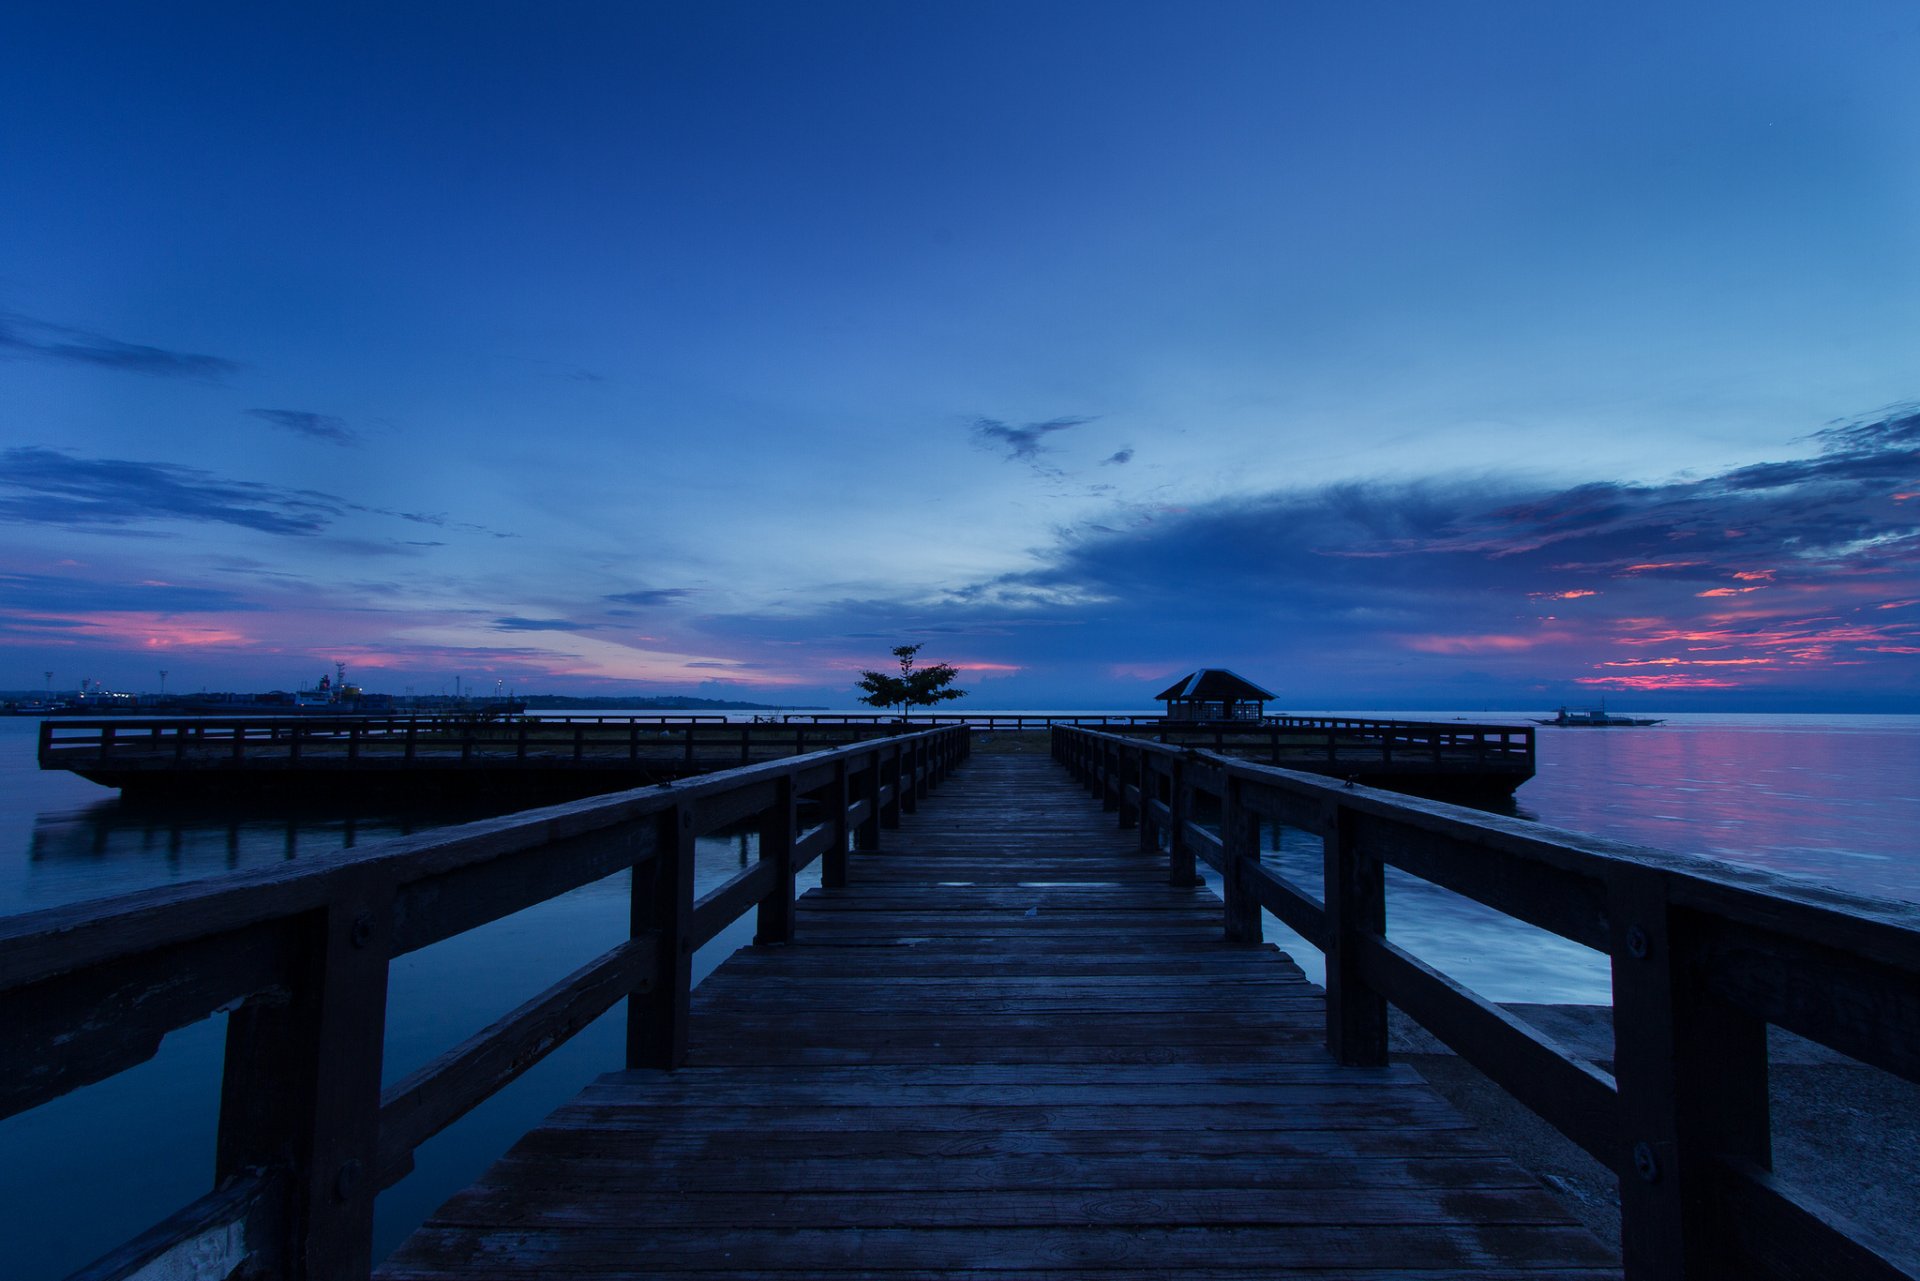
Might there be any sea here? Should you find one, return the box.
[3,709,1917,1278]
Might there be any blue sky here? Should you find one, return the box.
[3,3,1918,709]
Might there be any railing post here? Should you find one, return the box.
[899,739,919,816]
[881,745,903,828]
[1168,756,1200,887]
[1321,799,1387,1065]
[858,749,883,850]
[1222,775,1262,944]
[628,803,694,1070]
[1609,870,1770,1281]
[1138,756,1158,856]
[914,737,930,801]
[826,760,852,886]
[755,776,797,944]
[216,876,392,1280]
[1117,743,1140,829]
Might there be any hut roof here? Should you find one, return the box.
[1153,669,1277,703]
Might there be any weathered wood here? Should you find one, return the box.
[384,750,1613,1281]
[0,920,295,1121]
[1355,932,1619,1164]
[824,761,851,887]
[1714,1157,1916,1281]
[1323,798,1388,1067]
[377,939,657,1189]
[216,877,392,1280]
[754,776,797,944]
[1609,872,1771,1281]
[1054,725,1920,1281]
[1244,858,1328,950]
[64,1169,281,1281]
[1221,776,1262,944]
[627,806,693,1070]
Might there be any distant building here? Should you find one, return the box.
[1154,669,1277,722]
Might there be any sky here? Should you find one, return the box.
[2,2,1918,711]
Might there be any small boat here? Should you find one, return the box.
[1532,706,1664,727]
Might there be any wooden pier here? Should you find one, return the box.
[383,747,1608,1279]
[4,726,1916,1280]
[37,711,1535,803]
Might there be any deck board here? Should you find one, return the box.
[379,749,1619,1278]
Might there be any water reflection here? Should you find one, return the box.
[19,794,516,913]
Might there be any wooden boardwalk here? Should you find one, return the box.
[380,748,1618,1279]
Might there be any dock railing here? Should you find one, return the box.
[1055,723,1920,1281]
[1,725,969,1281]
[38,715,918,774]
[1099,716,1535,774]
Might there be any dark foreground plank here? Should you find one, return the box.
[381,750,1618,1279]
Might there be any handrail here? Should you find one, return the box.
[1096,720,1535,773]
[1053,724,1920,1281]
[38,717,919,775]
[2,725,970,1280]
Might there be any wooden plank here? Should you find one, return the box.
[382,750,1616,1280]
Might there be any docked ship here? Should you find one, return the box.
[1532,706,1664,727]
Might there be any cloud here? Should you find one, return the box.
[0,571,257,614]
[0,313,241,380]
[972,415,1094,464]
[1102,448,1135,466]
[492,616,598,632]
[391,510,519,539]
[0,448,344,535]
[695,405,1920,706]
[248,407,357,445]
[604,588,694,606]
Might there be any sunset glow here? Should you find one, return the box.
[2,7,1917,711]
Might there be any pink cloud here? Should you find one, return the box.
[1403,633,1543,654]
[1575,674,1741,690]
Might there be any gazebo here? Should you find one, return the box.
[1154,669,1278,722]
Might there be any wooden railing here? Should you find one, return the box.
[38,716,918,774]
[1055,724,1920,1281]
[779,712,1166,728]
[2,725,969,1281]
[1101,717,1534,772]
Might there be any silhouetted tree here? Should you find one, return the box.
[855,644,966,719]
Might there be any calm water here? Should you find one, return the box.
[3,710,1917,1277]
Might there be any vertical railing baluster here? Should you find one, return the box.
[1168,756,1199,887]
[628,804,694,1070]
[756,777,797,944]
[858,749,884,849]
[1118,743,1140,830]
[1222,775,1261,944]
[1609,869,1770,1280]
[826,760,852,886]
[881,745,903,828]
[217,876,392,1279]
[1321,799,1387,1065]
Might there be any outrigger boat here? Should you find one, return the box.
[1532,706,1664,727]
